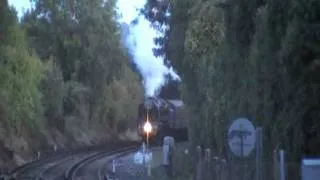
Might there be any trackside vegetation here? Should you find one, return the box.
[142,0,320,163]
[0,0,144,168]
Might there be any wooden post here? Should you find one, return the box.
[213,156,219,180]
[183,148,189,179]
[255,127,263,180]
[142,142,146,165]
[196,146,202,180]
[205,148,211,161]
[221,158,227,180]
[147,162,151,176]
[280,150,285,180]
[273,149,278,180]
[204,148,211,179]
[168,137,174,177]
[37,151,41,160]
[112,159,116,173]
[163,136,175,177]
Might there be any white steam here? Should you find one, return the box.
[116,0,180,97]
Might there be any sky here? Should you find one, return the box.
[8,0,180,97]
[8,0,32,18]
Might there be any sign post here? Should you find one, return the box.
[255,127,263,180]
[228,118,256,157]
[228,118,256,180]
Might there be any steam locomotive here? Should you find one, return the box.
[137,97,186,144]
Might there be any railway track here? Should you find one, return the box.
[35,156,74,180]
[34,151,95,180]
[8,151,72,180]
[65,144,138,180]
[97,150,136,180]
[6,141,139,180]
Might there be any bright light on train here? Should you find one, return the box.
[143,121,152,133]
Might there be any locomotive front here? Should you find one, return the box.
[137,100,160,141]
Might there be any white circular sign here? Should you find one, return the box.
[228,118,256,157]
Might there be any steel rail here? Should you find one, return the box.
[35,155,77,180]
[33,145,131,180]
[7,143,119,179]
[65,144,139,180]
[98,148,137,180]
[8,152,71,180]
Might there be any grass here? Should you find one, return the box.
[146,143,195,179]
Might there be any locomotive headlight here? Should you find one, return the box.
[143,121,152,133]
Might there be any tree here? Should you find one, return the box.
[142,0,320,167]
[158,74,181,99]
[0,1,43,134]
[22,0,144,130]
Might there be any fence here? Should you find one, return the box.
[170,146,300,180]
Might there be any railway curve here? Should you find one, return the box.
[65,142,138,180]
[5,141,139,180]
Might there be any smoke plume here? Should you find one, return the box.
[116,0,180,97]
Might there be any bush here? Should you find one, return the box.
[102,65,144,132]
[41,60,64,121]
[0,28,44,134]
